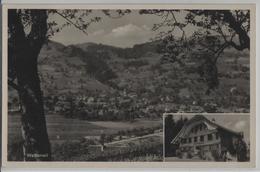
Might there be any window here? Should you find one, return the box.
[189,138,192,143]
[216,133,219,140]
[200,135,204,142]
[209,145,217,151]
[194,137,197,142]
[182,138,187,143]
[192,126,199,133]
[208,134,213,141]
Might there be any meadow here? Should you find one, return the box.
[8,112,162,161]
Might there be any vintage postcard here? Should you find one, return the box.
[1,4,256,168]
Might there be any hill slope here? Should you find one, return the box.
[9,40,250,113]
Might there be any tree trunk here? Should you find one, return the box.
[8,9,51,161]
[17,56,52,161]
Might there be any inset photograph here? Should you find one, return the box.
[164,114,250,162]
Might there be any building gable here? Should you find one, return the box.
[171,115,241,144]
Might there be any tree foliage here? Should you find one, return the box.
[164,115,188,157]
[140,9,250,92]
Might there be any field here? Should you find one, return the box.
[8,113,163,161]
[9,113,161,142]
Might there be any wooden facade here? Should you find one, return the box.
[171,115,243,160]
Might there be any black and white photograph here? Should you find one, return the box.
[3,4,255,166]
[164,114,250,162]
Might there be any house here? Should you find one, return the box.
[171,115,244,160]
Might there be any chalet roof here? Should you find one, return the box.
[171,115,241,144]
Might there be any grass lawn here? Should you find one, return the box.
[8,113,162,144]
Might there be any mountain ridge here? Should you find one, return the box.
[8,37,250,114]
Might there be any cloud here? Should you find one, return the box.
[100,24,153,47]
[110,24,150,37]
[234,120,246,130]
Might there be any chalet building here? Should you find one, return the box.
[171,115,244,160]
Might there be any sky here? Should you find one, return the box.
[49,10,194,48]
[166,114,250,143]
